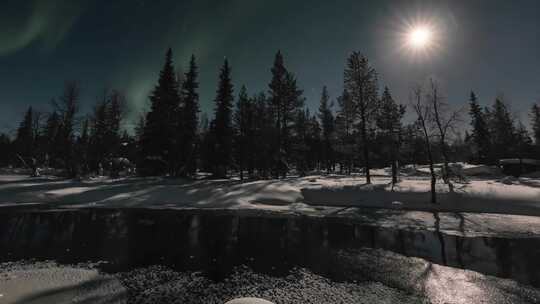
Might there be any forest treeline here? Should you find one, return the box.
[1,49,540,182]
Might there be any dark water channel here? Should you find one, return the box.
[1,208,539,287]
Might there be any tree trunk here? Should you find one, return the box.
[440,135,451,183]
[391,159,398,185]
[361,111,371,184]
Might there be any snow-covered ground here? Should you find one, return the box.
[1,171,539,216]
[0,261,125,304]
[2,248,540,304]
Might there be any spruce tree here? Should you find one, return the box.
[179,54,200,176]
[139,48,181,176]
[317,86,335,173]
[468,91,492,164]
[210,59,235,178]
[344,52,379,183]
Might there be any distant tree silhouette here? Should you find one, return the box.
[335,89,355,174]
[252,92,274,178]
[317,86,335,173]
[7,48,540,182]
[76,118,90,174]
[376,87,405,184]
[88,89,126,175]
[233,86,253,180]
[293,109,321,176]
[42,110,62,167]
[515,121,533,161]
[15,106,36,160]
[53,81,80,177]
[531,103,540,155]
[0,134,11,167]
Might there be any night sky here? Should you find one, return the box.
[1,0,539,133]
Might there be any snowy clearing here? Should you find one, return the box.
[1,173,539,217]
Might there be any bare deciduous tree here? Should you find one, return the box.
[426,80,462,190]
[410,85,437,204]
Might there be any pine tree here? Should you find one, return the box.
[233,86,253,180]
[209,59,235,178]
[318,86,335,173]
[268,51,304,178]
[139,48,181,176]
[179,54,200,176]
[344,52,379,183]
[376,87,405,184]
[335,90,355,174]
[468,91,492,164]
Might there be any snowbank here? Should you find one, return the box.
[0,261,125,304]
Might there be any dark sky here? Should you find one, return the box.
[1,0,539,133]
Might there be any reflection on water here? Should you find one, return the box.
[0,208,539,288]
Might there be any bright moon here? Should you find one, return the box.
[408,26,432,49]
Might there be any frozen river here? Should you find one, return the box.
[1,207,540,303]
